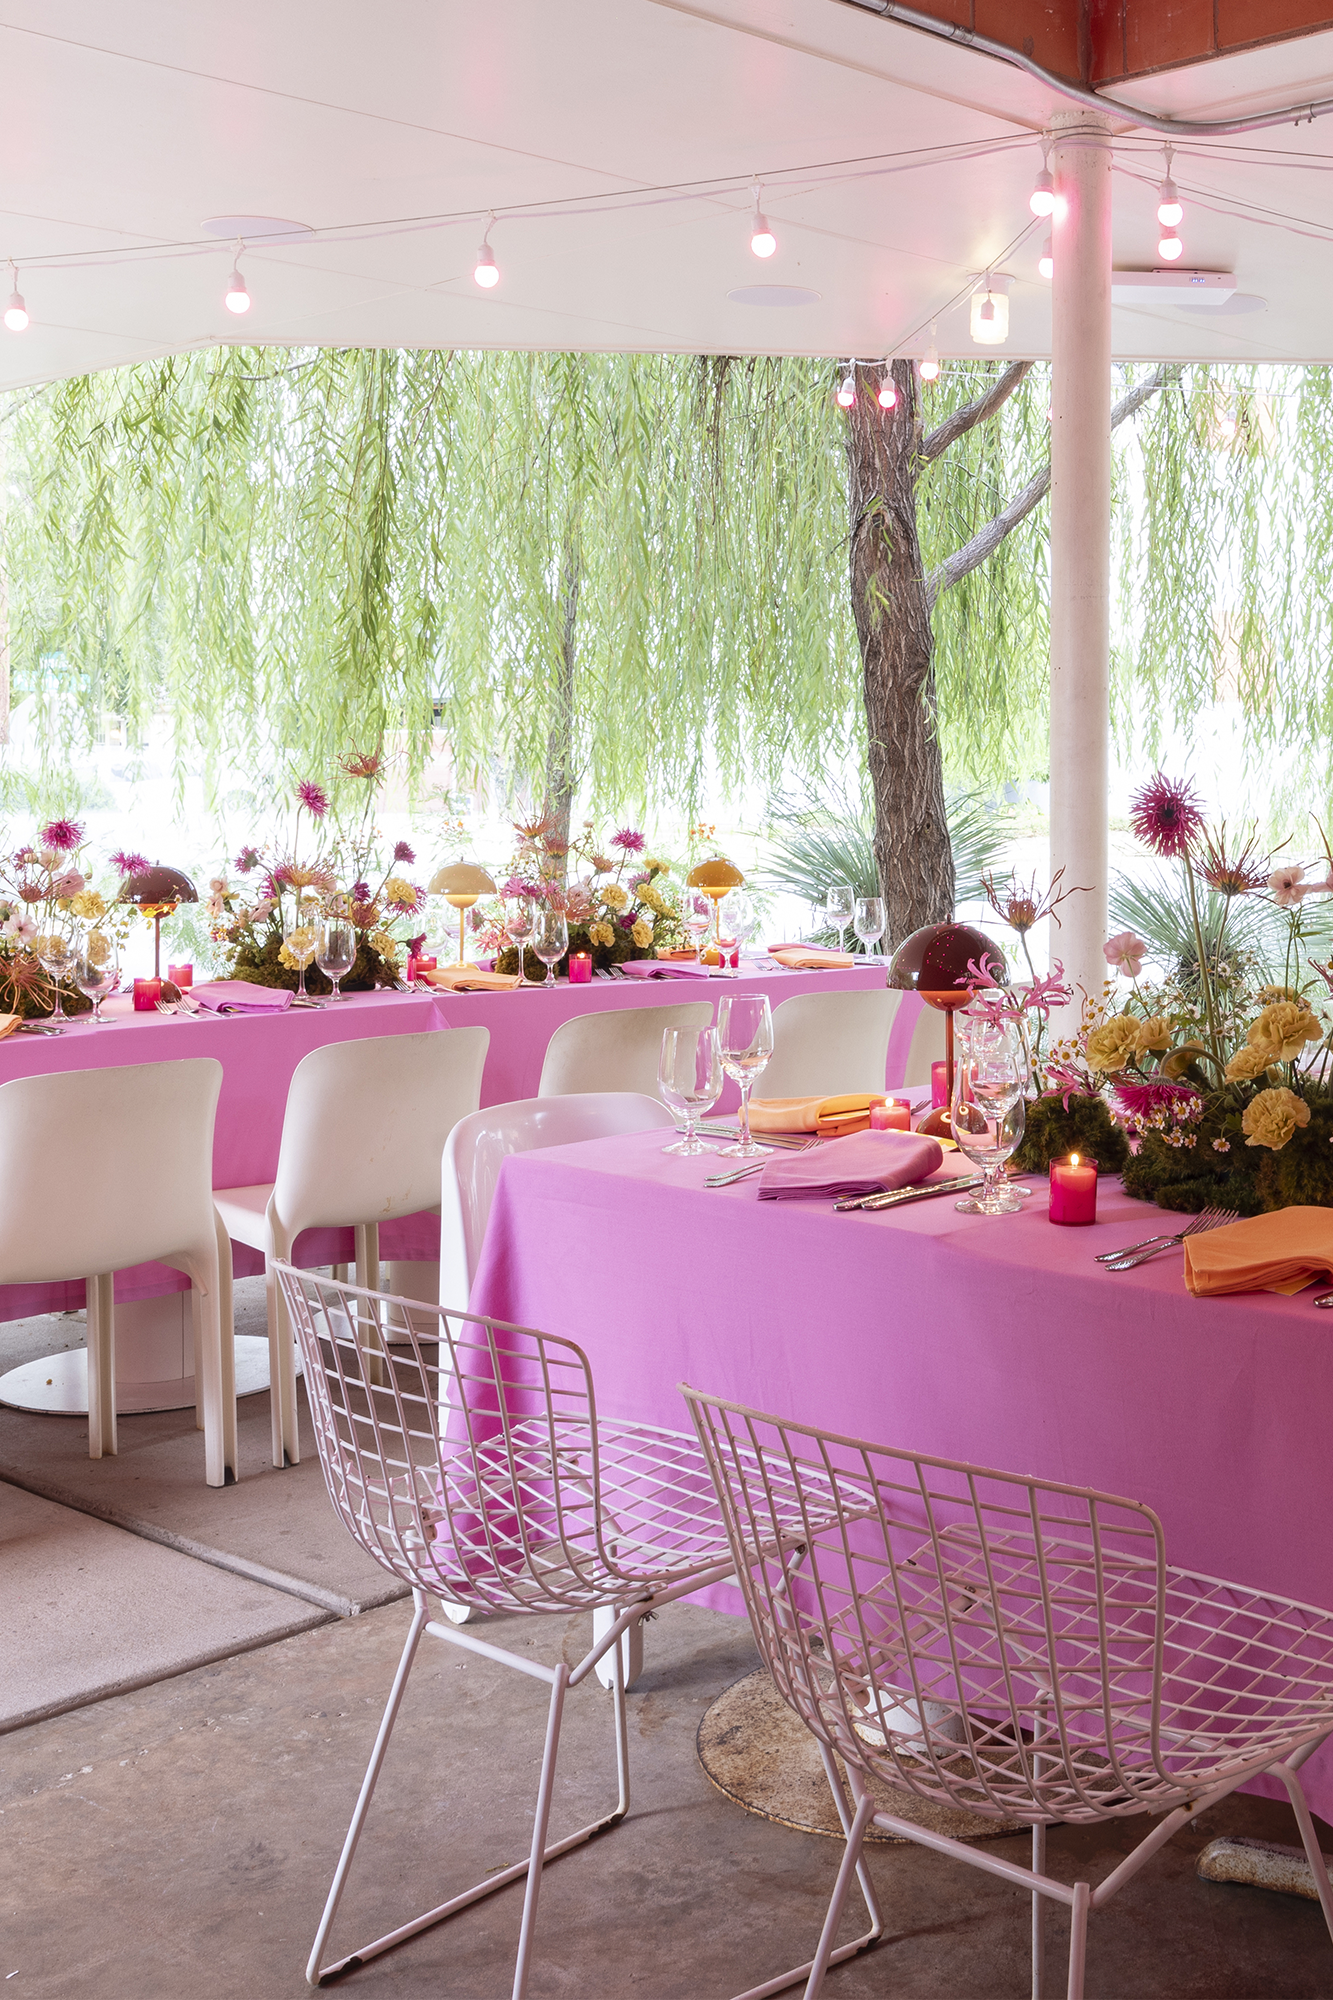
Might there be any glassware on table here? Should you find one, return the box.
[717,992,774,1157]
[682,887,712,958]
[316,919,356,1002]
[531,909,568,987]
[284,917,322,1005]
[658,1025,723,1154]
[950,1012,1030,1214]
[718,888,757,973]
[504,895,537,980]
[35,934,75,1031]
[74,936,119,1024]
[853,895,886,958]
[824,882,854,953]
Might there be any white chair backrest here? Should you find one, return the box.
[537,1000,712,1097]
[440,1091,673,1309]
[759,987,899,1099]
[898,999,947,1087]
[0,1058,223,1284]
[271,1027,488,1237]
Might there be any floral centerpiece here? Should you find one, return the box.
[482,814,689,976]
[0,818,110,1019]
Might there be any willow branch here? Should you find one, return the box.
[918,361,1033,465]
[926,364,1181,609]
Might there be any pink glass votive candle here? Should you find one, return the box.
[931,1059,950,1109]
[869,1100,911,1132]
[1049,1153,1098,1225]
[568,953,592,984]
[167,962,193,987]
[133,977,162,1012]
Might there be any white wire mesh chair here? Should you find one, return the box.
[276,1265,830,1997]
[682,1385,1333,2000]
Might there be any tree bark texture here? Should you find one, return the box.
[844,359,954,944]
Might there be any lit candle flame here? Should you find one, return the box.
[1070,1153,1080,1167]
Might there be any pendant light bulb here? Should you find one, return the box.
[224,241,250,314]
[969,274,1011,346]
[1038,234,1053,281]
[836,364,857,410]
[1157,228,1184,263]
[4,264,28,332]
[1029,145,1056,218]
[1157,147,1183,228]
[918,325,940,382]
[877,367,897,410]
[474,216,500,289]
[749,181,777,259]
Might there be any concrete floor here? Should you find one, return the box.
[6,1595,1333,2000]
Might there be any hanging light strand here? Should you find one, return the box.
[474,213,500,289]
[1029,140,1055,218]
[4,262,28,332]
[224,240,250,314]
[749,179,777,259]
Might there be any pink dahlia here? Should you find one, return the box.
[611,828,645,854]
[1128,773,1206,859]
[110,849,149,876]
[392,840,416,864]
[1114,1080,1201,1120]
[296,780,329,819]
[234,846,262,874]
[41,818,84,853]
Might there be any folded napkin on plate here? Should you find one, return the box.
[616,958,714,979]
[655,947,701,961]
[424,966,523,993]
[191,980,294,1014]
[1183,1206,1333,1297]
[767,946,857,970]
[757,1129,943,1201]
[0,1012,21,1042]
[750,1093,888,1138]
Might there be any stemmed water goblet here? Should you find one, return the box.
[74,936,119,1024]
[717,993,774,1157]
[532,909,568,987]
[951,1011,1031,1215]
[717,888,757,975]
[825,882,854,953]
[504,895,537,981]
[854,895,886,958]
[35,934,75,1032]
[658,1025,723,1154]
[284,916,322,1006]
[682,887,712,960]
[316,919,356,1002]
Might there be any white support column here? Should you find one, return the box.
[1048,109,1113,1028]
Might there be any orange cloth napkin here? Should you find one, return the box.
[424,966,523,994]
[1183,1206,1333,1297]
[749,1093,888,1138]
[0,1013,21,1042]
[768,947,857,970]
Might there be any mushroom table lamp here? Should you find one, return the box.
[686,857,744,960]
[119,865,198,979]
[428,862,497,966]
[888,920,1005,1139]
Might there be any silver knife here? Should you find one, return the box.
[834,1174,987,1213]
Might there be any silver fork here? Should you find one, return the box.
[1096,1206,1234,1264]
[1102,1207,1239,1271]
[705,1138,820,1188]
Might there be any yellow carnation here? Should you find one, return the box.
[383,876,419,911]
[589,921,615,948]
[1224,1046,1269,1081]
[1247,1001,1323,1064]
[1134,1015,1173,1055]
[279,925,317,970]
[643,857,668,875]
[71,889,107,921]
[1084,1014,1142,1073]
[631,917,653,948]
[602,884,629,912]
[638,884,668,915]
[370,929,400,964]
[85,931,111,967]
[1241,1086,1311,1151]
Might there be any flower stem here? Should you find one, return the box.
[1183,855,1222,1069]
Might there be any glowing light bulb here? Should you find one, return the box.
[474,240,499,288]
[877,369,897,410]
[4,267,28,332]
[1157,146,1183,228]
[970,275,1010,346]
[836,367,856,409]
[1038,234,1053,282]
[224,265,250,313]
[1030,170,1055,218]
[749,179,777,258]
[1157,229,1183,263]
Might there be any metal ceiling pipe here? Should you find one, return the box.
[833,0,1333,136]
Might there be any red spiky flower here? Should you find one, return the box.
[1129,773,1206,859]
[41,818,84,853]
[296,780,329,820]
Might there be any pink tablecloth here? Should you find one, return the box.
[468,1129,1333,1820]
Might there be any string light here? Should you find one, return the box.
[1157,227,1184,262]
[970,274,1011,346]
[836,363,857,409]
[224,241,250,314]
[749,181,776,259]
[1157,146,1183,228]
[1029,143,1055,218]
[474,215,500,289]
[4,263,28,332]
[918,325,940,381]
[877,365,897,410]
[1038,234,1053,281]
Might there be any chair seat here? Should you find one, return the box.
[213,1184,275,1250]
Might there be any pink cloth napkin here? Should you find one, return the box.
[616,959,715,979]
[192,980,294,1014]
[757,1129,943,1201]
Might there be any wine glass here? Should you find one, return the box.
[316,919,356,1002]
[854,895,886,958]
[718,888,757,974]
[658,1025,723,1154]
[74,936,119,1025]
[825,882,854,952]
[284,917,321,1005]
[951,1012,1030,1214]
[682,886,712,959]
[532,908,568,987]
[35,934,74,1031]
[504,895,536,980]
[717,992,774,1157]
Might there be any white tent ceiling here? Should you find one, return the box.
[5,0,1333,387]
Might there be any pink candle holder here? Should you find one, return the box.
[1049,1153,1098,1226]
[568,953,593,985]
[133,977,162,1012]
[931,1059,950,1109]
[167,962,193,987]
[869,1100,911,1132]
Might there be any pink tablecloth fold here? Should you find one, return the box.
[192,980,294,1013]
[757,1129,943,1200]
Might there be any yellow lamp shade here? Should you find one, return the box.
[428,862,496,909]
[686,858,744,900]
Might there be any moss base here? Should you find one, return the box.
[1011,1094,1131,1176]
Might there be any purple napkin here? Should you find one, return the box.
[616,959,715,979]
[191,980,295,1015]
[757,1130,944,1201]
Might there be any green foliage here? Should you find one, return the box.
[1121,1084,1333,1214]
[1011,1093,1131,1175]
[227,925,391,994]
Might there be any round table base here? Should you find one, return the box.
[0,1334,273,1416]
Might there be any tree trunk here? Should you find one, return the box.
[844,359,954,945]
[542,531,581,877]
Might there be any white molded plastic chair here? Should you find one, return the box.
[277,1267,823,1998]
[0,1060,230,1482]
[537,1000,712,1096]
[440,1092,674,1313]
[759,988,899,1099]
[214,1027,488,1470]
[683,1387,1333,2000]
[898,997,946,1088]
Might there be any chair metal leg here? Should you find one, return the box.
[1279,1763,1333,1945]
[1065,1880,1090,2000]
[1032,1821,1047,2000]
[593,1601,645,1690]
[85,1273,116,1459]
[512,1663,570,2000]
[264,1254,300,1468]
[803,1785,877,1999]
